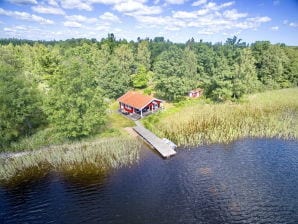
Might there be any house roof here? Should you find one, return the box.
[189,88,203,93]
[117,91,161,109]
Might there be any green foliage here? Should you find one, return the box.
[201,42,260,101]
[207,53,234,101]
[153,45,198,101]
[184,46,199,78]
[132,65,153,88]
[0,36,297,149]
[251,42,291,88]
[137,40,151,70]
[284,46,298,86]
[155,76,191,101]
[0,46,44,146]
[35,44,61,77]
[99,59,131,98]
[232,48,259,98]
[98,44,134,98]
[114,44,134,75]
[154,45,185,78]
[44,57,107,139]
[225,36,247,47]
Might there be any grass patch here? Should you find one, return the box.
[2,128,65,153]
[98,101,135,137]
[142,97,209,131]
[143,88,298,147]
[0,137,141,185]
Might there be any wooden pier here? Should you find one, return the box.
[133,125,176,158]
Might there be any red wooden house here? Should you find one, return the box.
[189,88,203,98]
[117,91,162,117]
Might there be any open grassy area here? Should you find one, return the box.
[98,101,135,137]
[0,137,140,185]
[143,88,298,147]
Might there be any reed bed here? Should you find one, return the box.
[145,88,298,147]
[0,137,140,184]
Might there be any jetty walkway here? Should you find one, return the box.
[133,122,176,158]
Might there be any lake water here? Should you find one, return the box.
[1,139,298,224]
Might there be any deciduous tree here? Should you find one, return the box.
[137,40,151,70]
[0,46,44,145]
[44,57,106,138]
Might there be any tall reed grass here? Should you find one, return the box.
[2,128,65,153]
[144,88,298,147]
[0,137,140,184]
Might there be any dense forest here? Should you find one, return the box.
[0,35,297,146]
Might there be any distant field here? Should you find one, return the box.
[143,88,298,147]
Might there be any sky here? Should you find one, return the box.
[0,0,297,45]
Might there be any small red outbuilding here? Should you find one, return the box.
[189,88,204,98]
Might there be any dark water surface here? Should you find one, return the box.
[1,139,298,224]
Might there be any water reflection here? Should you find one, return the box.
[1,139,298,224]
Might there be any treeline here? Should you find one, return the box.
[0,35,297,146]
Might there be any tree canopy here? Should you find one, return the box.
[44,56,106,139]
[0,35,297,145]
[0,45,44,145]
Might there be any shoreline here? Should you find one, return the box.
[142,88,298,147]
[1,88,297,184]
[2,88,297,157]
[0,127,140,160]
[0,137,141,184]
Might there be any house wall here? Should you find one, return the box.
[119,100,162,114]
[189,92,196,98]
[150,100,161,110]
[189,91,202,98]
[120,103,134,113]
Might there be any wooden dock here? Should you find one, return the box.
[133,125,176,158]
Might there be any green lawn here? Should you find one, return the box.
[98,101,135,137]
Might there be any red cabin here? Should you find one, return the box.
[189,88,203,98]
[117,91,162,117]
